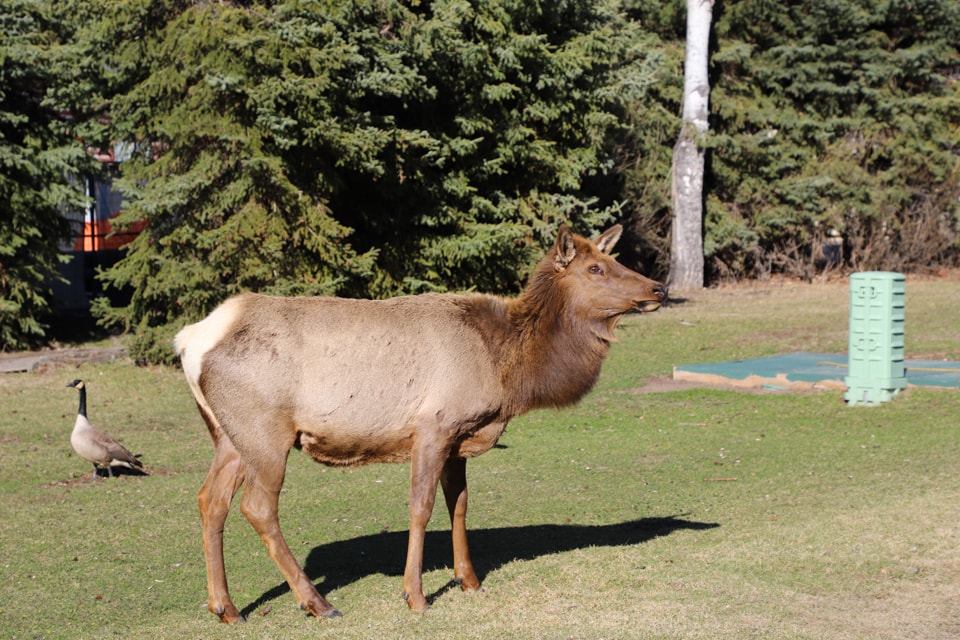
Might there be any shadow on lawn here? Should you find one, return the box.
[242,515,719,617]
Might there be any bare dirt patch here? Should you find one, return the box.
[0,341,127,373]
[625,374,791,394]
[42,465,173,489]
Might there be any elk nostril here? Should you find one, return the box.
[653,284,668,301]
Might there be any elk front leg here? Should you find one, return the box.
[401,441,448,612]
[198,435,246,623]
[440,456,480,592]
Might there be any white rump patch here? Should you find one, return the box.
[175,296,245,387]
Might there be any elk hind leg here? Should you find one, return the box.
[440,456,481,592]
[198,432,247,623]
[239,451,340,619]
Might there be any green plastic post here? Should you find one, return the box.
[844,272,907,406]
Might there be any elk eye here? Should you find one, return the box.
[588,264,604,275]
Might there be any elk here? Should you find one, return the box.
[175,224,667,622]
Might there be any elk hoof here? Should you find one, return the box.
[401,591,431,613]
[212,603,245,624]
[300,600,341,619]
[455,576,482,593]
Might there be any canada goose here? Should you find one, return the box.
[67,379,145,480]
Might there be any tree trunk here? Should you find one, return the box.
[670,0,713,290]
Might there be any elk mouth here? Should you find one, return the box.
[634,284,668,313]
[635,300,662,313]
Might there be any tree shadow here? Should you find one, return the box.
[241,515,718,618]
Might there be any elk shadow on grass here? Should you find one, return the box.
[242,514,719,618]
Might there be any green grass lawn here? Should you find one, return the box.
[1,276,958,639]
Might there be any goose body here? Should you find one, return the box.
[67,379,145,479]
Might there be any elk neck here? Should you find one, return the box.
[458,266,613,418]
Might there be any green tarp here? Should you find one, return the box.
[674,352,960,389]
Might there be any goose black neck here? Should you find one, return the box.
[76,386,87,418]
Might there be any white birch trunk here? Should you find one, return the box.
[670,0,713,290]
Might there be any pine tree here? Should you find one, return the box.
[708,0,960,279]
[319,0,644,295]
[73,0,646,362]
[75,1,379,362]
[0,0,90,349]
[616,0,960,282]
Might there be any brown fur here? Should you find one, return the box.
[175,224,666,622]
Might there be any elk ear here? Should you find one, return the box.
[553,226,577,271]
[595,224,623,255]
